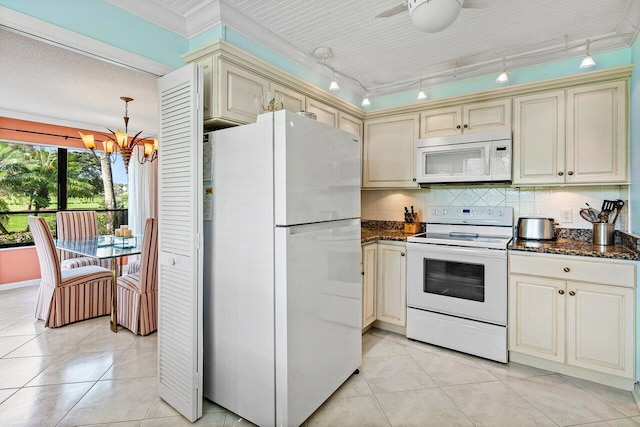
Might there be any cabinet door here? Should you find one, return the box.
[363,114,419,188]
[566,282,634,378]
[218,59,269,124]
[195,55,215,121]
[306,98,338,127]
[270,83,306,113]
[566,81,628,184]
[338,112,363,141]
[463,99,511,134]
[420,106,461,137]
[362,244,377,329]
[513,91,565,185]
[508,274,565,363]
[376,244,406,327]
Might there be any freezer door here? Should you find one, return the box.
[273,110,361,226]
[274,219,362,427]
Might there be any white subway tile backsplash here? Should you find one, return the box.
[362,185,629,232]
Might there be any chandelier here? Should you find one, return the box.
[79,96,157,172]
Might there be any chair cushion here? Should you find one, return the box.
[127,260,141,274]
[61,256,100,271]
[61,265,112,287]
[117,273,141,293]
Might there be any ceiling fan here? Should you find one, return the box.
[376,0,489,33]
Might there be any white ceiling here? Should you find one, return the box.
[1,0,639,136]
[118,0,640,97]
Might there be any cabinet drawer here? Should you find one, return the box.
[509,253,636,288]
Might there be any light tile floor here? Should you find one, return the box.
[1,285,639,426]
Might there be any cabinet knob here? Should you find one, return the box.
[558,171,564,176]
[456,125,461,129]
[463,124,468,128]
[558,290,565,295]
[563,267,570,272]
[401,253,405,256]
[567,171,574,176]
[361,272,365,275]
[412,178,417,182]
[569,291,576,296]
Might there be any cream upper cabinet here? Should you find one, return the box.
[306,98,338,127]
[363,114,419,189]
[513,81,628,186]
[420,99,511,138]
[513,91,566,185]
[218,59,270,124]
[362,243,377,330]
[566,81,627,184]
[508,252,636,381]
[338,112,363,141]
[376,243,406,327]
[270,83,306,113]
[194,55,215,122]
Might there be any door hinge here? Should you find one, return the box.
[194,372,200,390]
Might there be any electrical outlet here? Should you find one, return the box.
[561,208,572,223]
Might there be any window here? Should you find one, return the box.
[0,140,128,247]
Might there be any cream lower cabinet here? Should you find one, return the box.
[376,243,406,327]
[361,242,407,330]
[363,114,419,188]
[509,252,636,382]
[362,243,377,329]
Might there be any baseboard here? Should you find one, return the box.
[372,320,406,336]
[633,383,640,410]
[509,352,635,391]
[0,279,39,291]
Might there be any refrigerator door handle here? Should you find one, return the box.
[280,218,360,235]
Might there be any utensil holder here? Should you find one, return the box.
[404,223,421,235]
[593,223,614,246]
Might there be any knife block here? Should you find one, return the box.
[404,222,421,235]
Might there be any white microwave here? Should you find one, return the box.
[415,130,512,186]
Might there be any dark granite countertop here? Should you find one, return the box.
[361,220,412,244]
[509,237,639,261]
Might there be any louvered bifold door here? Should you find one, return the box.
[157,63,203,422]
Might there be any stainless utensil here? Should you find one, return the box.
[580,208,598,223]
[610,199,625,224]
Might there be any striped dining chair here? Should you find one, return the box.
[28,216,113,328]
[116,217,158,335]
[56,211,111,270]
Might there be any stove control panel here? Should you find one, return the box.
[427,206,513,226]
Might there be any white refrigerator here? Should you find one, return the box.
[203,110,362,427]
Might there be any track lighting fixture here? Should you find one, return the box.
[417,79,427,100]
[496,57,509,83]
[361,92,371,107]
[329,71,340,91]
[580,39,596,69]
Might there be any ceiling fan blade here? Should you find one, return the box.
[375,2,408,18]
[463,0,491,9]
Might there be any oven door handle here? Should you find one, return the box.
[407,243,507,259]
[449,232,479,238]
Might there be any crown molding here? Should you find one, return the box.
[106,0,220,38]
[364,65,633,119]
[0,6,174,77]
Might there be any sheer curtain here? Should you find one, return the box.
[128,146,158,236]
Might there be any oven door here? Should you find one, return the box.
[406,242,507,325]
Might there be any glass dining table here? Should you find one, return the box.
[55,234,143,332]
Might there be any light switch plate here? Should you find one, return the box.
[561,208,572,223]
